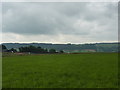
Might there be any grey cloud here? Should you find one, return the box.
[3,3,80,35]
[2,2,118,42]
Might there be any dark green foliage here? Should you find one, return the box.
[2,45,7,50]
[19,46,59,53]
[49,49,56,53]
[9,48,17,52]
[1,45,8,52]
[19,46,48,53]
[59,50,64,53]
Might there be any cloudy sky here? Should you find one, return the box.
[1,2,118,44]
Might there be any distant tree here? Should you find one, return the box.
[9,48,17,52]
[49,49,56,53]
[38,46,42,49]
[1,45,8,52]
[19,46,49,53]
[2,45,7,50]
[59,50,64,53]
[44,48,48,53]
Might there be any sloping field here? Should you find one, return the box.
[2,53,118,88]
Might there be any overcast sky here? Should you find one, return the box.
[1,2,118,44]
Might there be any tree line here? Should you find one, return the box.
[1,45,64,54]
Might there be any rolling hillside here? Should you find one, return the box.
[2,42,119,53]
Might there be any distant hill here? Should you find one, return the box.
[2,42,119,53]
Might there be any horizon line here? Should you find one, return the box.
[1,41,119,44]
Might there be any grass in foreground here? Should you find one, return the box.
[2,53,118,88]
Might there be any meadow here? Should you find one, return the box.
[2,53,118,88]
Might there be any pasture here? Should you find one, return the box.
[2,53,118,88]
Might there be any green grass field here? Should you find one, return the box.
[2,53,118,88]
